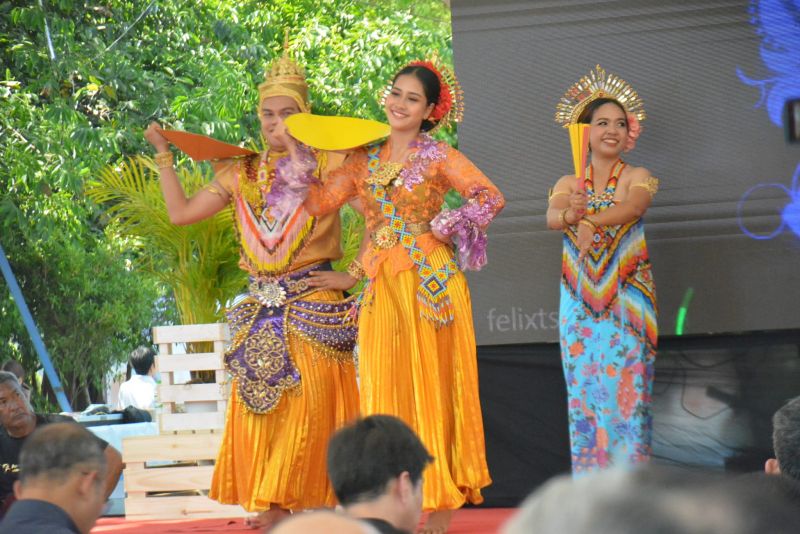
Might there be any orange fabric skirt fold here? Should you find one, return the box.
[358,246,492,511]
[209,289,359,512]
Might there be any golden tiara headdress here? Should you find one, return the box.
[554,65,646,127]
[258,29,310,113]
[381,53,464,132]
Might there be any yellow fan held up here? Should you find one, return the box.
[568,123,590,190]
[284,113,390,151]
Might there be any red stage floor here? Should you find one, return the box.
[93,508,515,533]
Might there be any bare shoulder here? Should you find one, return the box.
[622,165,651,182]
[553,174,579,192]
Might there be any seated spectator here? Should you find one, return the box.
[271,510,380,534]
[0,371,122,517]
[765,395,800,482]
[501,465,800,534]
[1,360,31,401]
[115,346,157,411]
[327,415,433,534]
[0,423,108,534]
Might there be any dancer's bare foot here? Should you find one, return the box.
[244,506,290,530]
[418,509,455,534]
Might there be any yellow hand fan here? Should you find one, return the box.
[567,124,590,190]
[285,113,390,151]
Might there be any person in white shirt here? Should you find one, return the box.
[115,346,157,411]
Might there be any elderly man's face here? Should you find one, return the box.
[0,382,35,436]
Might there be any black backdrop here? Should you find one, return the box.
[477,330,800,506]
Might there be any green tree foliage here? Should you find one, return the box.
[0,0,453,408]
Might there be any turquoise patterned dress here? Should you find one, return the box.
[559,160,658,475]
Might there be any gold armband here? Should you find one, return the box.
[630,176,659,196]
[204,182,228,198]
[154,151,174,169]
[548,189,570,201]
[346,260,367,280]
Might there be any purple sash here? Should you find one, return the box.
[224,262,356,414]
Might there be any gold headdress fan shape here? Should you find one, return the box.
[435,57,465,131]
[554,65,646,127]
[258,29,310,113]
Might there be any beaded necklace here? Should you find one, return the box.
[240,148,288,214]
[586,159,626,213]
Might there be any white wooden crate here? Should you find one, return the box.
[122,433,245,520]
[121,323,242,520]
[151,323,230,433]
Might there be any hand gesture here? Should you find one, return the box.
[432,226,452,244]
[144,122,170,153]
[576,221,594,262]
[569,189,588,218]
[272,121,296,152]
[307,271,357,291]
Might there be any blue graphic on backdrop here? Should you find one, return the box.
[736,0,800,128]
[737,0,800,240]
[737,162,800,239]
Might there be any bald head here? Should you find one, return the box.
[270,511,379,534]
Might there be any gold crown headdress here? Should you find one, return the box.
[554,65,645,127]
[381,53,464,132]
[258,30,310,113]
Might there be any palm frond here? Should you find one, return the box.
[86,157,246,325]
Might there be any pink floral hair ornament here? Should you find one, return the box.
[623,113,642,152]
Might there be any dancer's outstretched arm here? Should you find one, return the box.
[144,121,230,225]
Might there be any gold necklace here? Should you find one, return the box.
[366,141,413,187]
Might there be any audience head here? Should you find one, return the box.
[327,415,432,532]
[129,346,156,376]
[0,371,35,437]
[1,360,25,382]
[766,396,800,481]
[502,465,800,534]
[270,511,380,534]
[16,422,108,534]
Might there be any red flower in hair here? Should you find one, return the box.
[408,60,452,122]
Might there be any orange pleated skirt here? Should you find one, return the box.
[358,246,492,511]
[209,289,359,512]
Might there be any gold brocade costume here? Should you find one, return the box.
[207,37,358,512]
[208,149,358,512]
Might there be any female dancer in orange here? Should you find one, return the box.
[272,59,504,533]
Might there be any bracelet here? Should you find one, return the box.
[548,189,570,201]
[346,260,366,280]
[558,208,571,229]
[579,217,597,231]
[154,151,173,169]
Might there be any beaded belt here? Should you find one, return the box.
[371,222,431,250]
[225,262,356,414]
[247,266,318,308]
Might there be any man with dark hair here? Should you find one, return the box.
[0,423,108,533]
[327,415,433,534]
[115,345,157,411]
[0,371,122,516]
[766,395,800,482]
